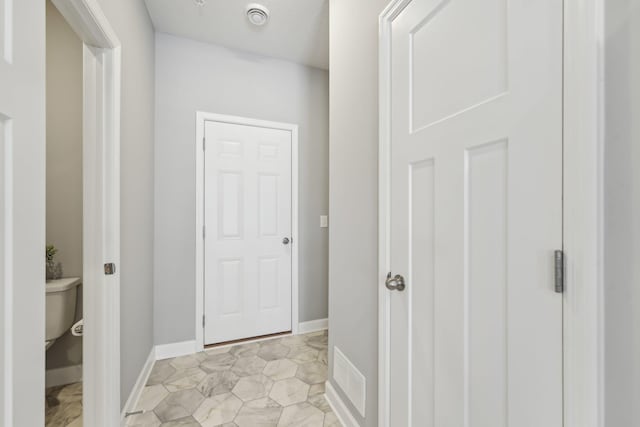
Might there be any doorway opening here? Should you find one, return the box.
[44,0,122,425]
[44,1,84,424]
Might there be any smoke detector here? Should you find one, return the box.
[246,3,270,26]
[193,0,206,6]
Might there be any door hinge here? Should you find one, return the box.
[202,315,205,328]
[554,250,565,293]
[104,263,116,275]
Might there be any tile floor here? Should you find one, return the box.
[45,381,83,427]
[126,330,340,427]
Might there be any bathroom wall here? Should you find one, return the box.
[604,0,640,425]
[154,33,330,346]
[45,0,84,372]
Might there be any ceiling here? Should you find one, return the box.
[144,0,329,70]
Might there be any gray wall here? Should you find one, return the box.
[45,0,84,373]
[328,0,388,425]
[94,0,156,407]
[604,0,640,425]
[46,0,83,280]
[154,33,329,346]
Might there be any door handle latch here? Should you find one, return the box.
[385,272,406,291]
[104,263,116,275]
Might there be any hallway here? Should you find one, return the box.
[3,0,633,426]
[126,331,338,426]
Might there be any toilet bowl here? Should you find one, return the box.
[46,277,81,350]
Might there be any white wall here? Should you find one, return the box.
[45,0,83,373]
[604,0,640,425]
[328,0,389,425]
[94,0,156,407]
[154,33,329,345]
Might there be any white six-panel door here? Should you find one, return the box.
[384,0,563,426]
[204,120,293,345]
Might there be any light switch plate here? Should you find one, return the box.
[320,215,328,228]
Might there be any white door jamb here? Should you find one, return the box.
[378,4,412,427]
[195,112,300,352]
[562,0,605,426]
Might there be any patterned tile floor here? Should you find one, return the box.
[45,382,83,426]
[126,330,340,427]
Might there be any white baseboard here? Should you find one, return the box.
[155,340,197,360]
[120,348,155,425]
[153,319,327,361]
[298,318,328,334]
[325,381,360,427]
[46,364,83,388]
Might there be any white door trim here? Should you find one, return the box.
[52,1,121,426]
[378,4,411,426]
[562,0,605,426]
[377,0,605,426]
[195,112,299,352]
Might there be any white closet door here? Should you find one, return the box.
[204,121,292,344]
[385,0,563,426]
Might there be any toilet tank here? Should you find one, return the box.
[45,277,81,341]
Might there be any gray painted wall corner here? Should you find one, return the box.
[328,0,389,425]
[604,1,640,425]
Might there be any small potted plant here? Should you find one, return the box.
[46,244,63,281]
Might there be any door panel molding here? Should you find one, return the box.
[195,112,299,351]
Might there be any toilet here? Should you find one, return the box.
[45,277,81,350]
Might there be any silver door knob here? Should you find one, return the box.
[385,272,406,291]
[282,237,290,245]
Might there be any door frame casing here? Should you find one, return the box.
[195,112,300,351]
[51,1,122,425]
[562,0,605,425]
[377,1,604,426]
